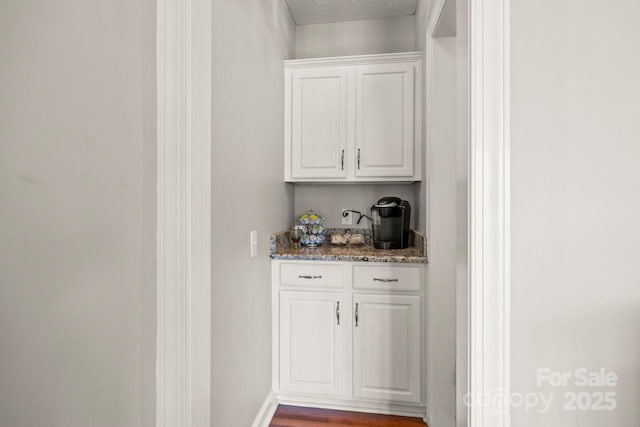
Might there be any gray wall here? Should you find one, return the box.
[0,1,156,427]
[511,0,640,425]
[454,0,469,425]
[295,15,416,59]
[211,1,294,426]
[424,36,457,427]
[294,184,417,229]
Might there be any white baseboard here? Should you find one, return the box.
[275,393,426,419]
[251,391,279,427]
[424,404,432,426]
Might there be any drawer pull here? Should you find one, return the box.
[373,278,399,283]
[336,301,340,325]
[298,275,322,279]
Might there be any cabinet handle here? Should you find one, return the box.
[298,275,322,279]
[340,149,345,170]
[336,301,340,325]
[357,148,361,169]
[355,303,359,327]
[373,278,399,283]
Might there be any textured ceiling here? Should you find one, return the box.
[286,0,419,25]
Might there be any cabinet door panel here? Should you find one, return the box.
[291,68,348,179]
[280,291,345,395]
[353,294,421,403]
[355,63,415,177]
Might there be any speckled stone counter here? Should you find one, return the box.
[270,229,428,264]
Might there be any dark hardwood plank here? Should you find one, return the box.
[269,405,428,427]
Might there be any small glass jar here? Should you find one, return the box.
[290,228,302,249]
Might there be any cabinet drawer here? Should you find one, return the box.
[353,265,421,292]
[280,263,344,288]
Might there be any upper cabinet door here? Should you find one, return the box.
[288,67,348,180]
[355,62,415,178]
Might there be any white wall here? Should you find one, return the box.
[0,1,156,426]
[211,1,294,426]
[415,11,429,235]
[295,15,416,59]
[511,0,640,425]
[294,184,417,229]
[424,36,457,427]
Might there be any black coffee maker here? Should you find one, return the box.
[371,197,411,249]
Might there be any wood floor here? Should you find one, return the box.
[269,405,428,427]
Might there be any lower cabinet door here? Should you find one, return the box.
[353,294,421,403]
[279,291,345,396]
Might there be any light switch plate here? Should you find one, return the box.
[250,230,258,258]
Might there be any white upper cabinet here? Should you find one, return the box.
[284,53,422,182]
[355,63,415,177]
[289,68,348,179]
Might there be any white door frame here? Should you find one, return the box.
[467,0,511,426]
[156,0,211,426]
[156,0,509,426]
[426,0,511,426]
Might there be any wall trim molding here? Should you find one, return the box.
[468,0,511,426]
[426,0,448,36]
[251,392,279,427]
[284,51,423,68]
[156,0,211,426]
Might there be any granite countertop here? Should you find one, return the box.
[270,228,428,264]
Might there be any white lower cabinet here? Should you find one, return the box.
[273,261,424,414]
[279,291,345,395]
[353,294,421,403]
